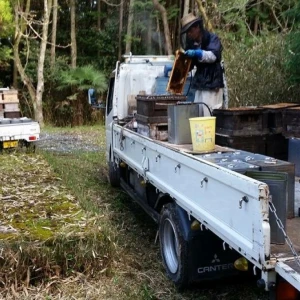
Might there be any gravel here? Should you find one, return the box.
[36,132,103,153]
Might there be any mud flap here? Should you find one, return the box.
[175,206,243,283]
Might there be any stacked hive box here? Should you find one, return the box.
[212,107,269,154]
[136,94,187,141]
[213,103,300,160]
[259,103,300,160]
[0,89,21,118]
[283,106,300,138]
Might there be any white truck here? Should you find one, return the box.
[105,55,300,298]
[0,88,40,150]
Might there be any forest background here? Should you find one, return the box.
[0,0,300,127]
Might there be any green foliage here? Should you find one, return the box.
[286,31,300,83]
[222,33,300,106]
[285,1,300,84]
[58,65,107,94]
[0,45,12,67]
[0,0,13,36]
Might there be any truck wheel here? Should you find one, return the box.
[108,161,120,187]
[159,203,189,289]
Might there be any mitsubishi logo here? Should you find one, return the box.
[211,254,220,263]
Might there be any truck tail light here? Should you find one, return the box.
[29,136,37,141]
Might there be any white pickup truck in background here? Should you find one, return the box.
[0,88,40,150]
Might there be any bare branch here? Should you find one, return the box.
[101,0,124,7]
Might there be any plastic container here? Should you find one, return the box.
[189,117,216,152]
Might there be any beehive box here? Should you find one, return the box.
[265,133,288,161]
[213,107,269,136]
[4,111,21,118]
[216,133,267,155]
[0,89,19,103]
[4,103,19,112]
[283,107,300,138]
[137,121,168,141]
[259,103,300,134]
[136,94,187,118]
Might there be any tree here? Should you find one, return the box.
[13,0,52,126]
[152,0,173,55]
[70,0,77,68]
[35,0,52,126]
[50,0,58,68]
[125,0,134,54]
[118,0,124,59]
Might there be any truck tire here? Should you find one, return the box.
[108,161,120,187]
[159,203,189,289]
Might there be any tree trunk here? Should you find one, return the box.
[35,0,52,126]
[183,0,190,16]
[195,0,213,31]
[125,0,134,54]
[70,0,77,68]
[152,0,173,55]
[156,16,162,55]
[50,0,58,68]
[13,0,36,113]
[97,0,101,31]
[147,17,152,54]
[118,0,124,60]
[13,0,31,88]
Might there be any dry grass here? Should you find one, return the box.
[0,125,269,299]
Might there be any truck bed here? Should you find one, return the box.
[158,140,300,261]
[271,218,300,259]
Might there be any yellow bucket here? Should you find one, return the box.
[189,117,216,152]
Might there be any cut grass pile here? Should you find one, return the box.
[0,152,114,297]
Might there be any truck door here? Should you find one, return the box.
[105,74,116,162]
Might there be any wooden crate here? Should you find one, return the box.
[137,121,168,141]
[0,90,19,103]
[213,107,269,136]
[4,103,19,112]
[283,107,300,138]
[259,103,300,134]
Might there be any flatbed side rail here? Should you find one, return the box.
[112,126,271,270]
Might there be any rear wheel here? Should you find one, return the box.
[159,203,189,289]
[108,161,120,187]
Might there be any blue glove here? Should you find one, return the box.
[184,49,203,59]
